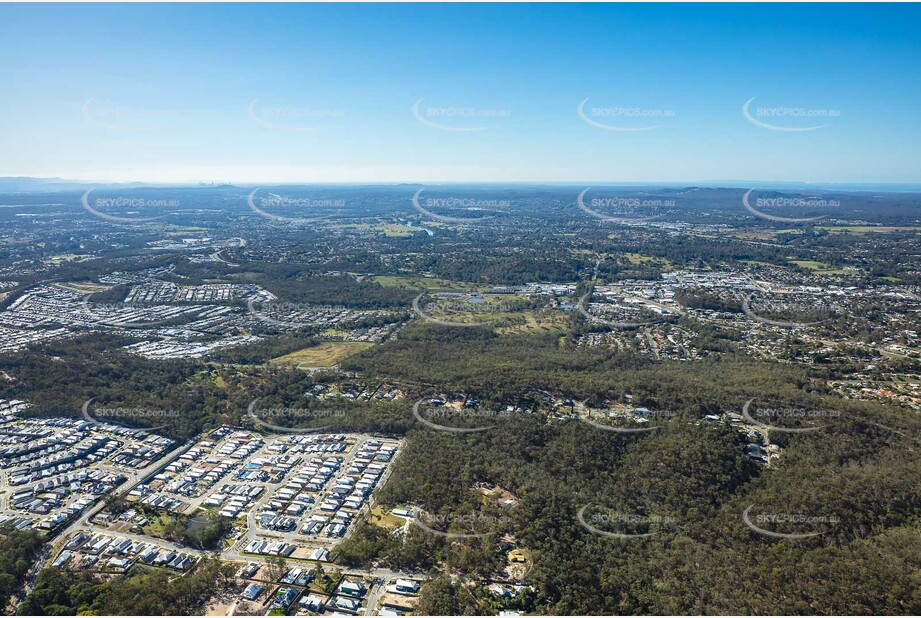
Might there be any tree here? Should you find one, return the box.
[266,556,287,582]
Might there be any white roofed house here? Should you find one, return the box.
[394,578,420,594]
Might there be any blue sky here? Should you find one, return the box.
[1,3,918,184]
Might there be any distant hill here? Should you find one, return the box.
[0,177,159,193]
[0,177,196,193]
[0,177,90,192]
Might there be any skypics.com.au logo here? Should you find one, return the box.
[743,97,840,132]
[577,188,672,224]
[412,292,512,328]
[247,188,339,224]
[576,292,662,329]
[742,399,841,434]
[741,189,839,224]
[81,189,177,224]
[577,403,674,434]
[412,511,511,539]
[577,505,677,539]
[82,398,179,431]
[578,98,675,132]
[412,398,512,434]
[411,189,506,224]
[82,98,179,132]
[246,299,349,330]
[248,98,345,132]
[79,296,184,329]
[412,98,511,132]
[246,399,346,434]
[741,291,840,328]
[742,505,840,539]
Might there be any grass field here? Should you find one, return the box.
[787,259,852,275]
[142,512,181,537]
[817,225,921,234]
[270,341,375,367]
[348,223,424,237]
[54,281,111,293]
[372,275,480,291]
[495,312,569,334]
[370,506,405,529]
[621,252,674,269]
[371,223,419,237]
[45,254,94,264]
[789,260,827,270]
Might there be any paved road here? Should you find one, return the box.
[364,579,385,616]
[643,328,660,358]
[0,465,8,512]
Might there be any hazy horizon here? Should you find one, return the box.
[4,175,921,195]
